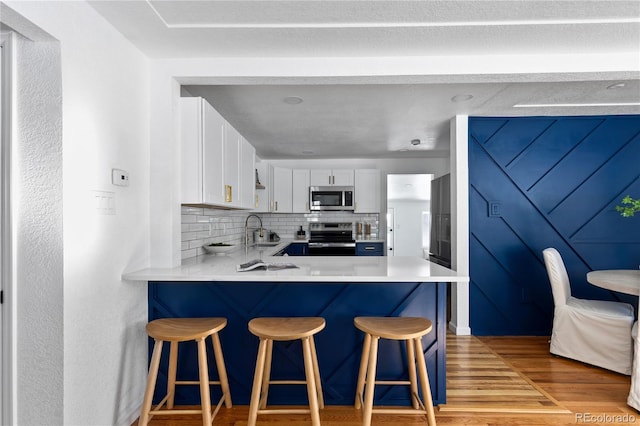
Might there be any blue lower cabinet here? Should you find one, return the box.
[285,242,308,256]
[148,281,447,406]
[356,242,384,256]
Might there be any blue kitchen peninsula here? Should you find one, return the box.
[123,246,467,407]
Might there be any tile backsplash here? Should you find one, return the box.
[181,206,379,260]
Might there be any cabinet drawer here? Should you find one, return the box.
[285,243,308,256]
[356,242,384,256]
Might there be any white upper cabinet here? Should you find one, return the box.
[181,97,225,205]
[354,169,380,213]
[240,135,256,209]
[223,121,240,207]
[309,169,354,186]
[180,97,256,209]
[332,169,355,186]
[271,166,293,212]
[292,169,311,213]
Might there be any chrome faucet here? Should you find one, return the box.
[244,214,263,247]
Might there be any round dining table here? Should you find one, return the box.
[587,270,640,411]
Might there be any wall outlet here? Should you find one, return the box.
[112,169,129,187]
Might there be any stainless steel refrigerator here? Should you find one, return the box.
[429,174,451,268]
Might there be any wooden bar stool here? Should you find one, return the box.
[139,317,232,426]
[247,317,325,426]
[354,316,436,426]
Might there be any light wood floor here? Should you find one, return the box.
[133,335,639,425]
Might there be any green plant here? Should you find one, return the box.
[616,195,640,217]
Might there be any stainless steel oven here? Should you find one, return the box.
[308,222,356,256]
[309,186,354,211]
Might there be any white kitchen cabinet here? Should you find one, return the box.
[309,169,354,186]
[292,169,311,213]
[240,136,256,209]
[254,161,271,212]
[223,121,240,207]
[180,97,226,205]
[181,97,256,209]
[354,169,380,213]
[270,166,293,212]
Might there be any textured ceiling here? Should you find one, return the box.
[88,0,640,159]
[90,1,640,58]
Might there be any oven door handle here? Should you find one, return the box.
[308,242,356,248]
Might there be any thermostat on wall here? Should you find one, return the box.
[112,168,129,187]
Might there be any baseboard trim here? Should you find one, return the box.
[448,321,471,336]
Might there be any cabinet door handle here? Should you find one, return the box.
[364,246,376,250]
[225,185,232,203]
[275,201,278,211]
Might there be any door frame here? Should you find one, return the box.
[0,31,15,426]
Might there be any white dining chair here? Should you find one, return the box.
[543,248,634,375]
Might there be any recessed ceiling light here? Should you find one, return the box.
[411,139,421,146]
[451,94,474,102]
[607,82,626,89]
[283,96,303,105]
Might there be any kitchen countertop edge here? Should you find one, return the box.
[123,239,468,283]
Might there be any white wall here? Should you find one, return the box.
[450,115,471,335]
[12,31,64,426]
[2,2,151,425]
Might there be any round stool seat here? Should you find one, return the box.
[249,317,326,340]
[354,317,432,340]
[146,317,227,342]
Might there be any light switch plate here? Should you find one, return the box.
[489,201,501,217]
[92,190,115,215]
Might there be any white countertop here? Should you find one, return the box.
[123,240,467,283]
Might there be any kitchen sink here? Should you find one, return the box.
[254,242,280,247]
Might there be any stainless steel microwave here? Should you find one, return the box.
[309,186,354,211]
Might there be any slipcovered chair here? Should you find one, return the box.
[543,248,634,375]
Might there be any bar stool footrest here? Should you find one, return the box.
[374,380,412,385]
[150,408,207,415]
[211,393,227,421]
[257,408,312,415]
[268,379,307,385]
[372,407,429,415]
[175,380,223,386]
[148,388,227,422]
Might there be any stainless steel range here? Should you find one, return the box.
[308,222,355,256]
